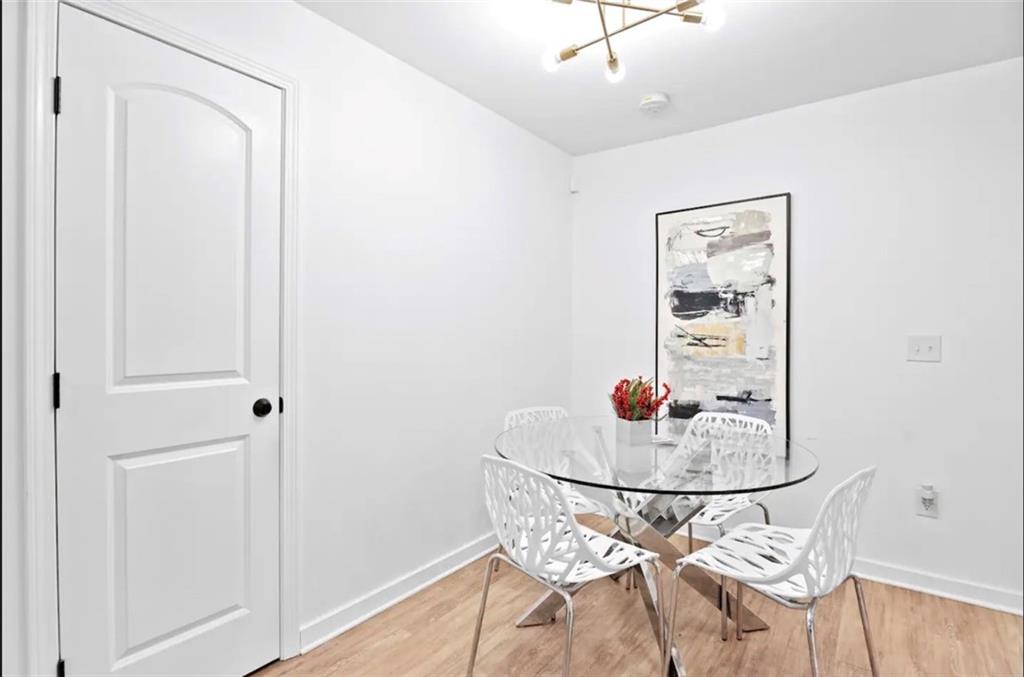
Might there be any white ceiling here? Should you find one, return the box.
[298,0,1023,155]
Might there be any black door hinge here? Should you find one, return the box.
[279,396,284,414]
[53,372,61,409]
[56,658,65,677]
[53,76,61,115]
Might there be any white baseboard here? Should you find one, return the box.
[853,556,1023,616]
[299,531,497,653]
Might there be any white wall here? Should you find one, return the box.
[570,58,1024,612]
[1,1,572,669]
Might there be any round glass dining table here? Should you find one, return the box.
[494,415,819,677]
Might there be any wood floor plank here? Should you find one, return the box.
[259,538,1023,676]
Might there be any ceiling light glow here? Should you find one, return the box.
[542,50,562,73]
[604,54,625,84]
[700,0,728,32]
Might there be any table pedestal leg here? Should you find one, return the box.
[516,589,567,627]
[624,509,770,634]
[634,560,685,677]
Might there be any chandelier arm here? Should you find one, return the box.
[595,0,617,62]
[570,0,700,55]
[576,0,694,19]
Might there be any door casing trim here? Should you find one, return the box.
[22,2,302,671]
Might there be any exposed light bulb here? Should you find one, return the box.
[700,0,727,32]
[541,49,561,74]
[605,55,625,84]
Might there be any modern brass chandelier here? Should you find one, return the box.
[542,0,727,83]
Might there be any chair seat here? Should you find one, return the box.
[662,468,880,677]
[684,522,812,600]
[477,455,672,677]
[687,493,761,526]
[520,523,657,586]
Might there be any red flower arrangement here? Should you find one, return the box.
[610,377,671,421]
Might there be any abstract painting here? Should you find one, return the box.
[655,194,789,438]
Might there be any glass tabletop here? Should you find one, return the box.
[494,415,818,496]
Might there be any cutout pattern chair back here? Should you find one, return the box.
[504,406,569,431]
[481,456,618,586]
[664,412,774,484]
[794,466,877,597]
[502,406,574,472]
[685,411,772,436]
[686,412,772,452]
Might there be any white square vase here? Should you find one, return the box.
[616,418,652,446]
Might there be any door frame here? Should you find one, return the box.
[22,1,302,672]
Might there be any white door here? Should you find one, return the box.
[56,6,282,675]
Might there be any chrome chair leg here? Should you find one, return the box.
[561,591,575,677]
[716,525,728,641]
[720,575,729,641]
[466,554,500,676]
[687,523,694,553]
[757,502,771,525]
[851,576,880,677]
[805,599,820,677]
[735,581,744,641]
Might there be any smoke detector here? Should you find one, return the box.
[639,92,671,114]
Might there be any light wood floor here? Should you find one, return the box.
[259,534,1023,677]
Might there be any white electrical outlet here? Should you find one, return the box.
[916,484,939,518]
[908,335,942,362]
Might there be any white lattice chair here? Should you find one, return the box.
[468,456,661,677]
[662,467,879,677]
[503,406,569,430]
[504,407,612,517]
[678,412,775,549]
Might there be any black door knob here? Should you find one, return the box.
[253,398,273,417]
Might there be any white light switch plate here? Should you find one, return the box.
[907,335,942,362]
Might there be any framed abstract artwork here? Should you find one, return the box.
[655,193,790,439]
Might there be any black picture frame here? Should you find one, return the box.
[654,193,791,447]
